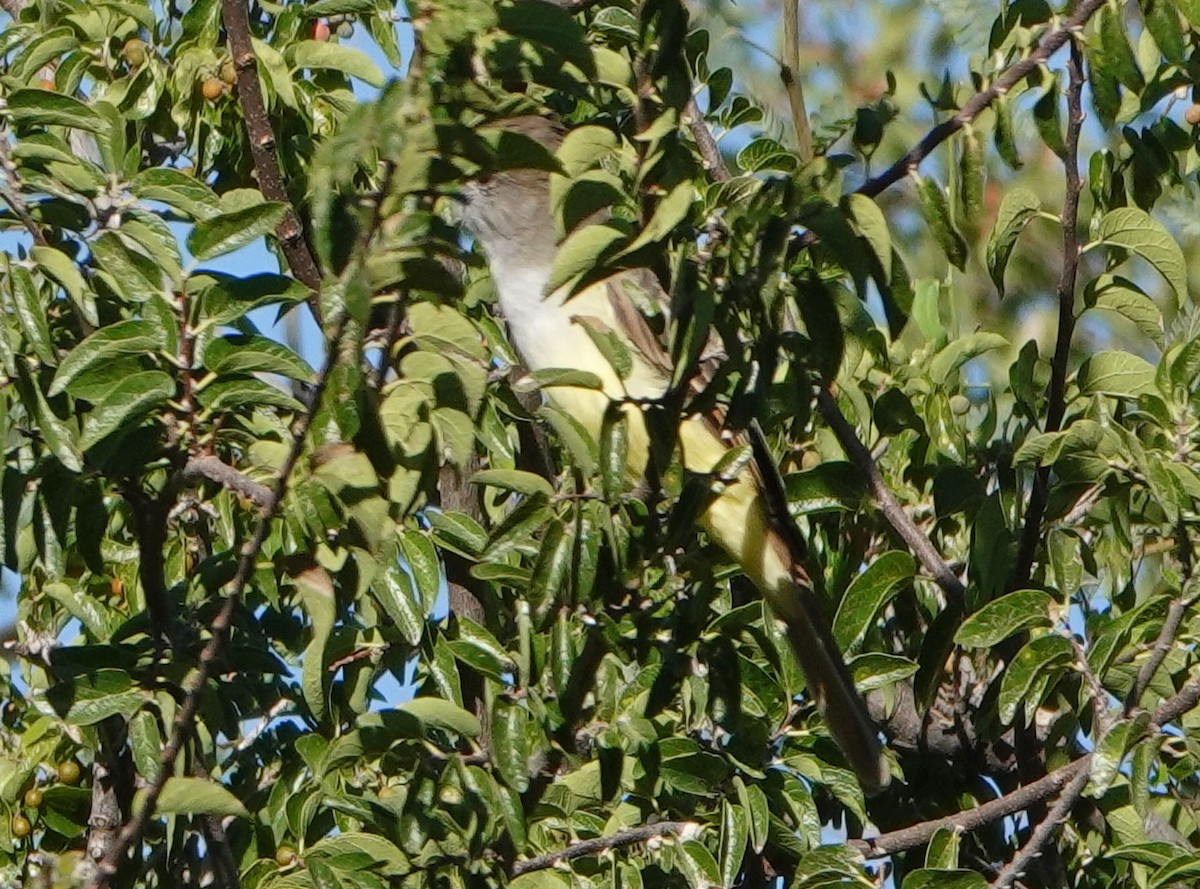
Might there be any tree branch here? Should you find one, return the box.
[1125,595,1187,714]
[816,386,966,603]
[990,766,1090,889]
[857,0,1104,199]
[182,455,273,509]
[685,96,730,182]
[780,0,813,162]
[221,0,323,303]
[1011,37,1085,589]
[850,668,1200,860]
[511,822,693,875]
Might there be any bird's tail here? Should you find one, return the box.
[773,570,890,793]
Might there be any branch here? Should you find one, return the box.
[221,0,322,302]
[816,386,966,603]
[990,766,1090,889]
[182,455,273,509]
[1125,595,1187,714]
[685,96,730,182]
[1012,36,1085,590]
[780,0,813,162]
[88,309,353,888]
[511,822,693,876]
[857,0,1104,198]
[850,669,1200,860]
[849,758,1089,859]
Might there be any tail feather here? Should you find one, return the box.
[777,579,889,793]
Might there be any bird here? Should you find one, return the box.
[458,115,889,792]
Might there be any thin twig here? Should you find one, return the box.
[780,0,813,161]
[1065,631,1112,737]
[1125,596,1187,714]
[511,822,692,876]
[684,96,730,182]
[857,0,1104,199]
[989,765,1090,889]
[1011,36,1086,589]
[221,0,323,305]
[816,386,966,603]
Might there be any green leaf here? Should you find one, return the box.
[428,510,488,559]
[915,175,967,270]
[21,370,84,472]
[929,332,1009,384]
[516,368,605,392]
[197,377,303,413]
[1087,276,1163,347]
[956,590,1056,648]
[784,462,866,515]
[449,616,516,682]
[31,245,96,326]
[832,551,915,651]
[78,371,175,451]
[295,566,336,722]
[998,634,1073,725]
[187,202,288,260]
[49,320,165,396]
[290,39,385,86]
[986,187,1041,296]
[398,529,441,612]
[544,222,626,296]
[8,262,55,365]
[306,833,410,876]
[849,653,920,693]
[373,563,425,645]
[128,710,163,782]
[155,777,250,818]
[901,869,987,889]
[677,839,721,889]
[719,802,749,889]
[1079,351,1157,398]
[1095,208,1187,302]
[529,520,574,618]
[471,469,554,499]
[45,669,145,725]
[925,828,961,870]
[43,581,119,639]
[6,88,104,131]
[1089,713,1151,797]
[958,127,984,239]
[396,697,480,737]
[131,168,220,220]
[1143,0,1185,63]
[734,777,769,854]
[203,334,315,380]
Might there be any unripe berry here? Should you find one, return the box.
[123,38,147,67]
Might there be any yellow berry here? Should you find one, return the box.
[123,38,147,67]
[57,760,82,785]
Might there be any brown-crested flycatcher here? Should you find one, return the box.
[459,116,889,792]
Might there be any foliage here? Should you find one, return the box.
[2,0,1200,887]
